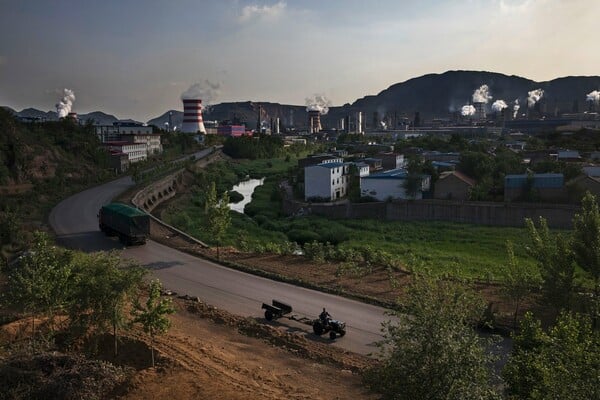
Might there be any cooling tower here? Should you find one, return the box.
[308,110,321,134]
[181,99,206,133]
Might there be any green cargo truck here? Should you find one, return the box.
[98,203,150,245]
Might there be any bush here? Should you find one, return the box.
[253,214,269,225]
[287,229,320,245]
[228,190,244,204]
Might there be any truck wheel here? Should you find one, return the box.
[264,310,274,321]
[313,321,324,335]
[339,329,346,337]
[329,331,336,340]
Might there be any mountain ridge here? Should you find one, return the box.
[5,70,600,129]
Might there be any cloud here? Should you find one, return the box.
[498,0,538,14]
[239,1,286,22]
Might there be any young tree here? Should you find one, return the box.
[503,241,539,329]
[69,251,145,356]
[205,182,232,260]
[364,274,500,400]
[571,191,600,327]
[503,312,599,400]
[525,217,575,313]
[132,279,174,368]
[3,232,75,342]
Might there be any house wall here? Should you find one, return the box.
[434,175,471,200]
[504,187,567,202]
[304,165,347,200]
[360,178,422,200]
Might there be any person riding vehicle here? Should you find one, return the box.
[319,308,331,325]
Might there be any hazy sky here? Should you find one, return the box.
[1,0,598,121]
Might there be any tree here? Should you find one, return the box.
[205,182,232,260]
[3,232,75,342]
[525,217,575,313]
[403,156,425,200]
[132,279,174,367]
[503,312,599,400]
[68,251,145,356]
[571,191,600,327]
[503,241,539,329]
[364,274,500,400]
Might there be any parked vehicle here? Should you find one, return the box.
[98,203,150,245]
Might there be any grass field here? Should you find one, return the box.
[162,157,589,282]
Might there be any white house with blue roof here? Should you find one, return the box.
[360,169,431,200]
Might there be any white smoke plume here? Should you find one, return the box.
[305,94,331,115]
[181,80,221,112]
[513,99,520,118]
[472,84,492,104]
[55,88,76,118]
[492,100,508,112]
[527,89,544,108]
[461,104,476,116]
[586,90,600,104]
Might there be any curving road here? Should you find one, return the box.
[49,150,390,355]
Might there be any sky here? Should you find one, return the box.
[1,0,598,121]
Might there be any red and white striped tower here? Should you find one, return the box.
[181,99,206,133]
[308,110,321,134]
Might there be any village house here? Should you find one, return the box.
[360,169,430,201]
[504,173,567,202]
[434,171,476,201]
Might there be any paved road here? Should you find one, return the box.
[48,152,389,355]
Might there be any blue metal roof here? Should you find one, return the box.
[318,162,344,169]
[505,173,564,189]
[362,168,409,180]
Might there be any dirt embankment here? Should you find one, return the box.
[1,297,377,400]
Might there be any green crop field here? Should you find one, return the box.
[162,158,589,282]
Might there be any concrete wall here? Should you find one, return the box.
[283,198,579,229]
[132,170,184,212]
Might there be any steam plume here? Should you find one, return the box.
[461,104,476,116]
[472,85,492,104]
[305,94,331,115]
[181,80,221,112]
[513,99,520,118]
[586,90,600,104]
[527,89,544,108]
[492,100,508,112]
[55,89,76,118]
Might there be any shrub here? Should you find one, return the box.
[228,190,244,204]
[287,229,320,245]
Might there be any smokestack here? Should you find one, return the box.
[181,99,206,133]
[274,117,280,134]
[308,110,321,134]
[473,102,486,121]
[356,111,364,134]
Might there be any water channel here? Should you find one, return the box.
[228,178,265,213]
